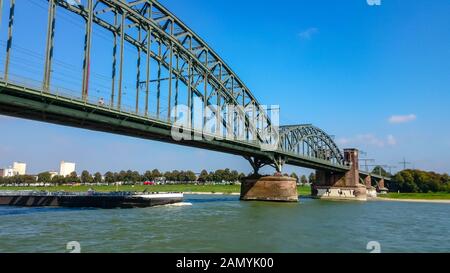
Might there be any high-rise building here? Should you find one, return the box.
[59,161,76,177]
[13,162,26,175]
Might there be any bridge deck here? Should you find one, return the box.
[0,79,349,173]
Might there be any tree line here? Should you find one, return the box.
[388,169,450,193]
[0,168,317,185]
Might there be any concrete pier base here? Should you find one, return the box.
[312,184,367,201]
[240,176,298,202]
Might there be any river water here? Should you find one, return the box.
[0,194,449,253]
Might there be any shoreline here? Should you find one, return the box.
[185,192,450,204]
[2,188,449,203]
[375,197,450,204]
[184,192,240,196]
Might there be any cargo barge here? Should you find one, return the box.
[0,190,183,208]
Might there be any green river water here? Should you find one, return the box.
[0,194,449,253]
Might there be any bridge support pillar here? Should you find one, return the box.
[364,175,371,188]
[376,178,388,194]
[364,175,377,198]
[312,148,367,201]
[240,175,298,202]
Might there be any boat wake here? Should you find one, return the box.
[163,202,193,207]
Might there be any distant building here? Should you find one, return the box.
[0,168,15,177]
[0,162,26,177]
[59,161,76,177]
[13,162,26,175]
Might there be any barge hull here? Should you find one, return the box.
[0,195,183,208]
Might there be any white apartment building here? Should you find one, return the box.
[0,168,14,177]
[59,161,76,177]
[13,162,26,175]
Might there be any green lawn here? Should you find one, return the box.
[383,192,450,200]
[0,184,312,196]
[297,185,311,196]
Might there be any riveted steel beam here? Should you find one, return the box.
[43,0,56,92]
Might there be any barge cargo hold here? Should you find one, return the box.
[0,191,183,208]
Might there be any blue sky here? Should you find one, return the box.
[0,0,449,175]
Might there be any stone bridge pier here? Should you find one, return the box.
[364,175,377,198]
[312,149,367,201]
[376,178,389,194]
[240,156,299,202]
[362,174,389,197]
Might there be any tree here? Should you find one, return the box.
[64,171,80,183]
[51,175,64,185]
[131,171,142,182]
[104,171,115,183]
[93,172,102,183]
[300,175,308,185]
[230,170,239,182]
[81,170,93,184]
[164,171,173,182]
[185,171,197,182]
[117,170,126,182]
[223,168,232,181]
[172,170,181,182]
[125,170,133,182]
[372,166,389,177]
[441,173,449,184]
[198,169,209,182]
[152,169,161,178]
[308,173,316,184]
[290,172,299,183]
[143,170,154,181]
[391,170,419,193]
[213,169,225,182]
[37,172,52,183]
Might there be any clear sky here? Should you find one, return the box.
[0,0,449,175]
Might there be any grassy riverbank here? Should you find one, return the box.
[382,192,450,200]
[2,185,450,201]
[0,184,313,196]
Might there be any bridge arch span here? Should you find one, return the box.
[53,0,275,145]
[278,125,346,166]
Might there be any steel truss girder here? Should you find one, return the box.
[53,0,269,145]
[278,125,345,166]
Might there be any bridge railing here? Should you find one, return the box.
[0,72,265,148]
[0,72,163,121]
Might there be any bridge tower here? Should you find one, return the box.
[312,149,368,201]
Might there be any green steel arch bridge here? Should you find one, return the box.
[0,0,388,187]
